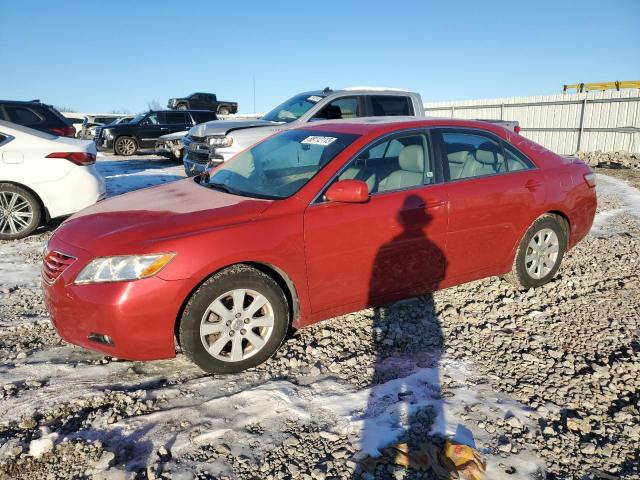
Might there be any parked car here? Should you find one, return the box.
[155,130,187,161]
[92,116,134,142]
[182,87,426,176]
[42,117,596,374]
[95,110,217,156]
[0,120,105,240]
[167,93,238,116]
[78,115,132,140]
[0,100,76,137]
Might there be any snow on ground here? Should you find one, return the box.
[591,173,640,235]
[1,155,639,478]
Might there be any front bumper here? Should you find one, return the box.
[95,136,114,152]
[42,236,184,361]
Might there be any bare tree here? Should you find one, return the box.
[109,108,130,114]
[146,99,162,111]
[54,106,76,113]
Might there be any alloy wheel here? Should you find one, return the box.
[200,288,275,362]
[525,227,559,279]
[117,138,136,155]
[0,191,34,236]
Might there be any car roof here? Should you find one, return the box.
[0,100,52,107]
[294,116,514,136]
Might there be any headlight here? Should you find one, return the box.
[207,135,233,148]
[74,253,175,284]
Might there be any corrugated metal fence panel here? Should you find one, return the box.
[424,89,640,154]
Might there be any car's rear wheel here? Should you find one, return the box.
[114,136,137,156]
[505,214,567,289]
[179,265,289,374]
[0,184,41,240]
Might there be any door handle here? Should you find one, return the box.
[525,179,542,192]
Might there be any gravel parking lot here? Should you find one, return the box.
[0,154,638,479]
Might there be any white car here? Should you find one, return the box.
[0,120,106,240]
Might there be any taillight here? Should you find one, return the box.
[49,126,76,137]
[46,152,96,166]
[514,125,521,134]
[583,172,596,188]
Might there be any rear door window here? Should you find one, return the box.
[5,106,43,125]
[165,112,189,124]
[439,131,506,180]
[369,95,413,116]
[504,144,535,171]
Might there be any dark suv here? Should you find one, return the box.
[0,100,75,137]
[96,110,217,156]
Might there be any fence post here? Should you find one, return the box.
[576,97,587,153]
[500,103,504,120]
[451,106,455,118]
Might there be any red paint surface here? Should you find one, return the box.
[43,119,597,360]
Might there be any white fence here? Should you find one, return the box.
[424,89,640,155]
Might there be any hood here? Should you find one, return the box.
[188,119,276,137]
[158,130,188,141]
[54,178,272,253]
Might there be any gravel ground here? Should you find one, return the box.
[0,154,638,480]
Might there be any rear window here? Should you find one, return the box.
[5,106,43,125]
[370,95,413,116]
[190,111,217,123]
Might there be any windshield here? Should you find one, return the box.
[261,93,325,123]
[129,113,146,124]
[206,129,359,199]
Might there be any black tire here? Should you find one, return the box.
[114,136,137,156]
[177,104,188,111]
[0,183,42,240]
[218,107,230,116]
[505,214,567,289]
[179,265,289,374]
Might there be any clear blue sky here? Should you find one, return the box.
[1,0,639,114]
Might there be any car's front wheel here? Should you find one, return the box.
[177,104,188,111]
[114,136,137,156]
[218,107,230,116]
[505,214,567,289]
[0,184,42,240]
[179,265,289,374]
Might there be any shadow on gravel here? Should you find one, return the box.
[355,195,466,479]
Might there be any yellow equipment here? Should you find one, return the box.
[563,81,640,93]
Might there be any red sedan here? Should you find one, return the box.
[42,118,596,374]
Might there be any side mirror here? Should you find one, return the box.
[325,179,369,203]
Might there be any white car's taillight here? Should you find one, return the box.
[46,152,96,166]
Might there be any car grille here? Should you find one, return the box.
[42,250,77,284]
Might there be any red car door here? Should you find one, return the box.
[435,129,546,281]
[303,130,449,316]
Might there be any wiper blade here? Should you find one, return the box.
[208,182,238,195]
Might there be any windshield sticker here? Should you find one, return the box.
[301,136,337,146]
[307,95,323,103]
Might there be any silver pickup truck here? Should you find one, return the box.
[182,87,519,176]
[182,88,427,176]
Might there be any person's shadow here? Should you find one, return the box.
[356,194,448,479]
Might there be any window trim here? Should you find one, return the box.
[311,127,440,205]
[433,127,538,184]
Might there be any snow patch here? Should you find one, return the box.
[591,174,640,234]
